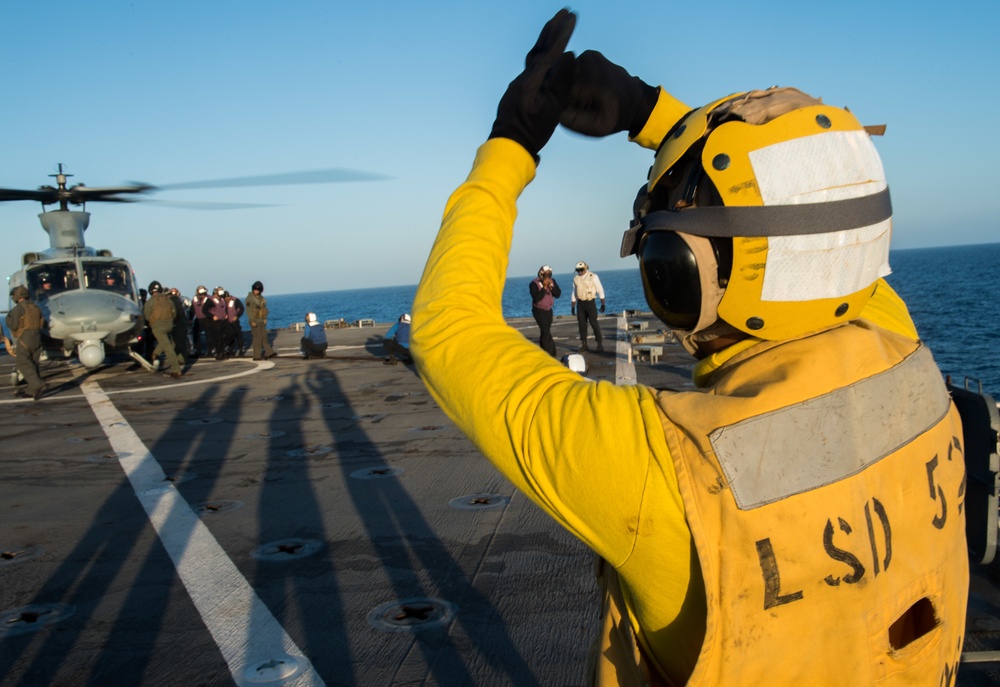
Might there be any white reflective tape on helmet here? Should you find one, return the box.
[751,130,891,302]
[750,130,886,204]
[762,223,891,301]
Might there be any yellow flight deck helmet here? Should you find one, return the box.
[625,87,892,343]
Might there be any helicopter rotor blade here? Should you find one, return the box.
[1,166,388,208]
[0,187,60,203]
[80,196,135,203]
[153,168,390,192]
[73,184,156,197]
[0,184,153,204]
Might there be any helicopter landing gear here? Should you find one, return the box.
[128,349,158,373]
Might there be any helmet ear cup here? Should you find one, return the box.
[638,230,733,333]
[638,231,702,331]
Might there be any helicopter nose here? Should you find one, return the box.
[45,291,142,345]
[52,291,135,325]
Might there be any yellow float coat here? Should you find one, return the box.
[411,136,968,685]
[657,325,968,685]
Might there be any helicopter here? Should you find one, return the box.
[2,164,385,372]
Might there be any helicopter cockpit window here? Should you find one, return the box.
[27,262,78,299]
[84,262,132,295]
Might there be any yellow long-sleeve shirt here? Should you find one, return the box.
[412,136,702,680]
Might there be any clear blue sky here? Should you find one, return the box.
[2,1,996,296]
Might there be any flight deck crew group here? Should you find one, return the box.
[139,279,274,377]
[6,276,336,396]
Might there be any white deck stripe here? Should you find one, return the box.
[0,359,274,405]
[99,359,275,397]
[81,379,326,687]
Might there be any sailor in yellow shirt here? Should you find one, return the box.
[411,10,968,686]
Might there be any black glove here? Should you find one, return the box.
[489,9,576,161]
[560,50,659,139]
[600,302,605,313]
[571,306,576,316]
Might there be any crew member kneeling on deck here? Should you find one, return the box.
[411,10,968,686]
[382,314,411,365]
[301,313,328,359]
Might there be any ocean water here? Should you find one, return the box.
[269,242,1000,397]
[267,269,648,329]
[887,242,1000,397]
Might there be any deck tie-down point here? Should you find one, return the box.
[350,466,405,480]
[449,493,511,510]
[368,597,456,633]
